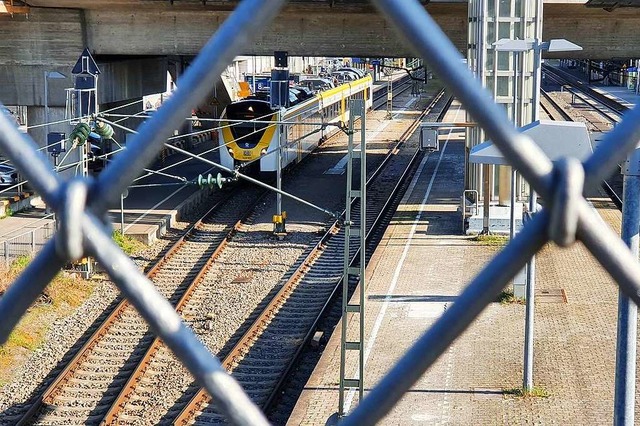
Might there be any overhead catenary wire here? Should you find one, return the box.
[98,113,339,218]
[98,116,280,158]
[98,113,331,178]
[166,141,340,219]
[102,108,282,134]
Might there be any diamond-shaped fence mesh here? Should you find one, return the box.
[1,0,640,424]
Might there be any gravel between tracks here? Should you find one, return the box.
[0,196,216,420]
[113,206,328,425]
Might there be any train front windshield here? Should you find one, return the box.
[226,100,275,149]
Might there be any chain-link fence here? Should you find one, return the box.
[1,0,640,424]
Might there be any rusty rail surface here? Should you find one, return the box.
[17,189,264,425]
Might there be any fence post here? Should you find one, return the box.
[31,230,36,253]
[4,240,8,264]
[614,150,640,425]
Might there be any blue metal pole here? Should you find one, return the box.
[614,154,640,425]
[523,190,536,391]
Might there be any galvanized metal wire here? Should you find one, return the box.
[0,0,286,424]
[343,0,640,424]
[0,0,639,424]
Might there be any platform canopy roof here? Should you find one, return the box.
[469,120,594,166]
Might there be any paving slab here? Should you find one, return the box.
[288,101,632,425]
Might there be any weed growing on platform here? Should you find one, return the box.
[503,386,550,398]
[0,255,94,386]
[112,230,145,256]
[496,290,525,305]
[473,234,508,246]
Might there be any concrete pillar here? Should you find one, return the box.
[27,105,67,150]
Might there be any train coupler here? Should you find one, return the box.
[272,211,287,238]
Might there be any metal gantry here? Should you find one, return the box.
[339,99,367,416]
[0,0,639,424]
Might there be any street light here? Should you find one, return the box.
[44,70,67,144]
[494,37,582,395]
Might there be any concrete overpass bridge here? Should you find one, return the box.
[0,0,638,142]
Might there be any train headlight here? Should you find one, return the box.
[228,148,234,156]
[260,148,267,156]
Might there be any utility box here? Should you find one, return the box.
[420,128,439,151]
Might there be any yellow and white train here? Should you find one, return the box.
[218,75,373,173]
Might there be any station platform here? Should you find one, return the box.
[288,102,627,424]
[550,62,639,108]
[591,83,639,108]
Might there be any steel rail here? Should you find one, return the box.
[544,65,629,117]
[100,189,268,425]
[16,188,259,426]
[544,73,621,125]
[173,89,449,425]
[541,80,624,209]
[94,81,398,422]
[540,89,574,121]
[1,2,287,422]
[261,91,452,414]
[372,75,412,109]
[343,1,640,423]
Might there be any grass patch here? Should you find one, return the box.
[0,255,95,386]
[1,206,14,219]
[496,290,526,305]
[504,386,550,398]
[473,234,509,246]
[112,230,145,256]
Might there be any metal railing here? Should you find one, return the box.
[0,214,56,264]
[0,0,639,424]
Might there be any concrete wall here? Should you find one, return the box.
[0,3,638,105]
[80,5,640,59]
[83,5,468,58]
[544,4,640,59]
[0,9,166,106]
[98,57,168,104]
[0,8,81,106]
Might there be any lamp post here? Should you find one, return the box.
[44,71,67,144]
[494,38,582,393]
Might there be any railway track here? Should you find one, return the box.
[372,74,413,109]
[174,89,450,425]
[540,89,573,121]
[6,80,440,425]
[541,65,626,208]
[14,186,267,425]
[543,65,630,117]
[543,66,624,129]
